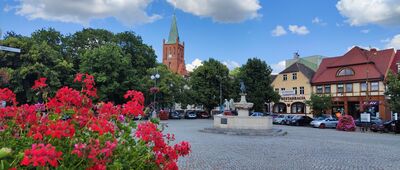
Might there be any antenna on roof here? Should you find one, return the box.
[294,51,300,59]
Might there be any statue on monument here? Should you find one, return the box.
[224,99,230,111]
[240,80,246,94]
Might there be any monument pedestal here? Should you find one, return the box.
[213,93,272,130]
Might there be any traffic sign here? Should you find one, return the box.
[0,45,21,53]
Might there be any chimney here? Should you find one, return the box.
[370,48,377,55]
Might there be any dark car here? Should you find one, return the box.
[371,120,400,133]
[355,117,383,127]
[185,110,197,119]
[169,111,182,119]
[290,116,313,126]
[197,111,211,119]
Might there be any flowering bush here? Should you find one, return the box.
[336,115,356,131]
[150,87,160,94]
[0,74,190,169]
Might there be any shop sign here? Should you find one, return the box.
[280,90,295,96]
[360,113,371,122]
[281,96,306,101]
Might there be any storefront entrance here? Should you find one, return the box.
[273,103,287,113]
[291,102,305,114]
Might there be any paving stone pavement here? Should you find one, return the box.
[162,119,400,170]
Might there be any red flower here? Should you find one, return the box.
[21,143,62,167]
[45,120,75,139]
[74,73,97,97]
[88,118,115,135]
[46,87,83,113]
[32,77,47,90]
[0,88,17,105]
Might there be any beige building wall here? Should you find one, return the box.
[272,71,312,115]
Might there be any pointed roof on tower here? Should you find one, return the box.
[166,14,179,44]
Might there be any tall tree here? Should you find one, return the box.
[306,94,332,116]
[237,58,280,112]
[189,58,231,112]
[385,72,400,113]
[80,43,134,103]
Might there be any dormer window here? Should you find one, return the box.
[397,63,400,74]
[336,67,354,77]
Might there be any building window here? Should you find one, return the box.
[300,87,304,95]
[336,67,355,76]
[324,85,331,93]
[371,82,379,91]
[345,83,353,92]
[281,88,285,92]
[361,82,368,92]
[283,74,287,81]
[397,63,400,73]
[275,88,279,92]
[293,87,298,95]
[316,86,323,94]
[337,84,344,93]
[292,73,297,80]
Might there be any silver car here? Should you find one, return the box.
[310,118,338,128]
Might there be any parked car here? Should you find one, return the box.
[371,120,400,133]
[272,114,292,125]
[250,112,264,117]
[290,116,313,126]
[185,110,197,119]
[169,111,182,119]
[310,118,338,128]
[355,117,382,127]
[197,111,211,119]
[282,115,296,125]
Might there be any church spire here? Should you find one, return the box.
[167,14,179,44]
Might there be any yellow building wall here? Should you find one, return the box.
[272,71,312,115]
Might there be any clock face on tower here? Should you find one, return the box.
[168,53,172,59]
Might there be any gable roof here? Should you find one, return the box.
[280,62,315,80]
[312,47,396,84]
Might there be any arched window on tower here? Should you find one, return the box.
[336,67,355,77]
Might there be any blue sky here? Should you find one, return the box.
[1,0,400,73]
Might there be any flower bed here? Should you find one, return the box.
[336,115,356,131]
[0,74,190,169]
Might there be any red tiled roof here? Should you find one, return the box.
[389,50,400,75]
[312,47,396,84]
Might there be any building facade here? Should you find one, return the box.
[163,14,187,76]
[271,62,316,115]
[312,47,400,120]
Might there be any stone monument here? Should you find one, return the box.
[212,81,273,130]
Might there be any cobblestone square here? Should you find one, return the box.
[163,119,400,170]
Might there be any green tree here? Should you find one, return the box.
[306,94,332,116]
[141,64,187,109]
[188,58,231,112]
[385,72,400,113]
[79,43,134,103]
[237,58,280,112]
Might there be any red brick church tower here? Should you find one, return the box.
[163,14,187,76]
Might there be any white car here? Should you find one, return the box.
[310,118,338,128]
[273,115,287,124]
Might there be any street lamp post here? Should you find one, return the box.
[150,71,160,111]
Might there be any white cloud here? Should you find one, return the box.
[186,58,203,72]
[14,0,161,26]
[271,25,287,37]
[271,60,286,74]
[336,0,400,26]
[312,17,327,26]
[222,60,241,70]
[386,34,400,49]
[167,0,261,23]
[3,4,13,12]
[288,25,310,35]
[361,29,370,34]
